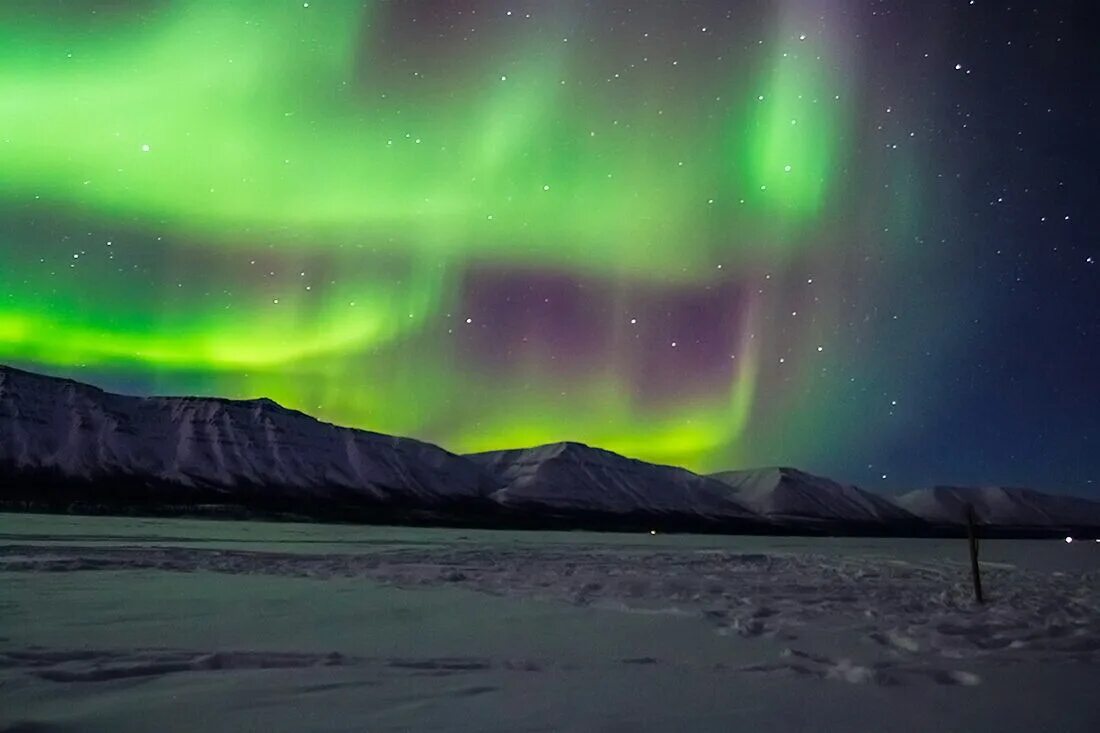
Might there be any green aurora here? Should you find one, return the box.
[0,1,934,472]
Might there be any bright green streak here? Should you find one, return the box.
[0,261,447,369]
[732,41,841,217]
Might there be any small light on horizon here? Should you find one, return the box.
[1065,536,1073,544]
[649,529,657,535]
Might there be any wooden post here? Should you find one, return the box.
[965,503,983,604]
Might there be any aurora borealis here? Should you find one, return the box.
[1,1,1096,492]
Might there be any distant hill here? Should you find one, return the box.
[468,441,758,523]
[709,467,922,527]
[896,486,1100,530]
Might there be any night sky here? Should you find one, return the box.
[0,1,1096,494]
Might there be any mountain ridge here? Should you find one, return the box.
[0,364,495,511]
[896,485,1100,528]
[2,365,1098,536]
[709,466,923,526]
[468,441,757,520]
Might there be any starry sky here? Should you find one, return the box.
[1,1,1096,494]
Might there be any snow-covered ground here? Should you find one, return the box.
[2,514,1098,732]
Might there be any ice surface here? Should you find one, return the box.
[4,535,1097,668]
[2,514,1098,732]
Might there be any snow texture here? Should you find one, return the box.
[3,516,1099,732]
[3,537,1098,680]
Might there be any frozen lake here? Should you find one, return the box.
[2,513,1098,732]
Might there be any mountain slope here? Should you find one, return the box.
[709,467,921,525]
[0,365,494,515]
[468,442,758,522]
[895,486,1100,528]
[3,365,1096,536]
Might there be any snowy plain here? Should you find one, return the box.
[1,513,1098,732]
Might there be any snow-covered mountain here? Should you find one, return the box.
[0,365,494,515]
[709,467,921,525]
[895,486,1100,528]
[468,442,758,522]
[3,365,1096,535]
